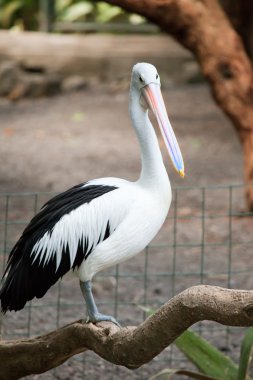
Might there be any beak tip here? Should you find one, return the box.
[179,169,185,178]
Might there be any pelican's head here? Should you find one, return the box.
[131,63,184,178]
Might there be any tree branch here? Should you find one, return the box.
[1,285,253,379]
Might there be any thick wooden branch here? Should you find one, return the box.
[1,285,253,379]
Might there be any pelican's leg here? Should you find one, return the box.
[80,280,120,326]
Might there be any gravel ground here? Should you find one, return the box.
[0,83,252,380]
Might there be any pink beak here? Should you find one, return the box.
[141,83,184,177]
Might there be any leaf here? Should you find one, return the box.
[0,0,22,27]
[175,330,238,380]
[56,0,74,13]
[237,328,253,380]
[72,112,85,122]
[137,304,154,314]
[61,2,93,22]
[96,2,123,23]
[138,306,253,380]
[149,368,220,380]
[129,14,146,25]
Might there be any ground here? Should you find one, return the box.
[0,83,252,380]
[0,84,242,193]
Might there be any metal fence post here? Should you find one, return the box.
[39,0,55,32]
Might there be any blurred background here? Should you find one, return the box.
[0,1,253,379]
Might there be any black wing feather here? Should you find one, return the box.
[0,183,117,313]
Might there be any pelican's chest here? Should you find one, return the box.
[133,180,171,245]
[147,186,171,226]
[140,172,171,218]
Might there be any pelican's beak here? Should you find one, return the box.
[141,83,184,178]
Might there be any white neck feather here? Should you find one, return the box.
[129,86,169,188]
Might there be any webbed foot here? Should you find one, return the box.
[86,312,120,327]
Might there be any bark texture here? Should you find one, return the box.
[103,0,253,209]
[1,285,253,379]
[221,0,253,59]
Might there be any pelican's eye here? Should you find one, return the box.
[139,76,144,83]
[156,73,159,80]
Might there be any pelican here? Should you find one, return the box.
[0,63,184,325]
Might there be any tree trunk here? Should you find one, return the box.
[221,0,253,59]
[104,0,253,210]
[242,132,253,209]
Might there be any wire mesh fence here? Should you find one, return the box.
[1,183,253,379]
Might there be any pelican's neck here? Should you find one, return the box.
[129,86,169,186]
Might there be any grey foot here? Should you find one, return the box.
[80,280,120,327]
[86,312,120,327]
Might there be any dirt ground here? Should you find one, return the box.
[0,83,243,193]
[0,83,253,380]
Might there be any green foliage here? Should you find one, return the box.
[176,329,253,380]
[149,368,220,380]
[237,328,253,380]
[95,3,123,23]
[56,1,125,23]
[175,330,239,380]
[149,329,253,380]
[0,0,38,30]
[0,0,146,30]
[141,306,253,380]
[58,2,94,22]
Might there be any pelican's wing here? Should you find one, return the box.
[0,181,131,312]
